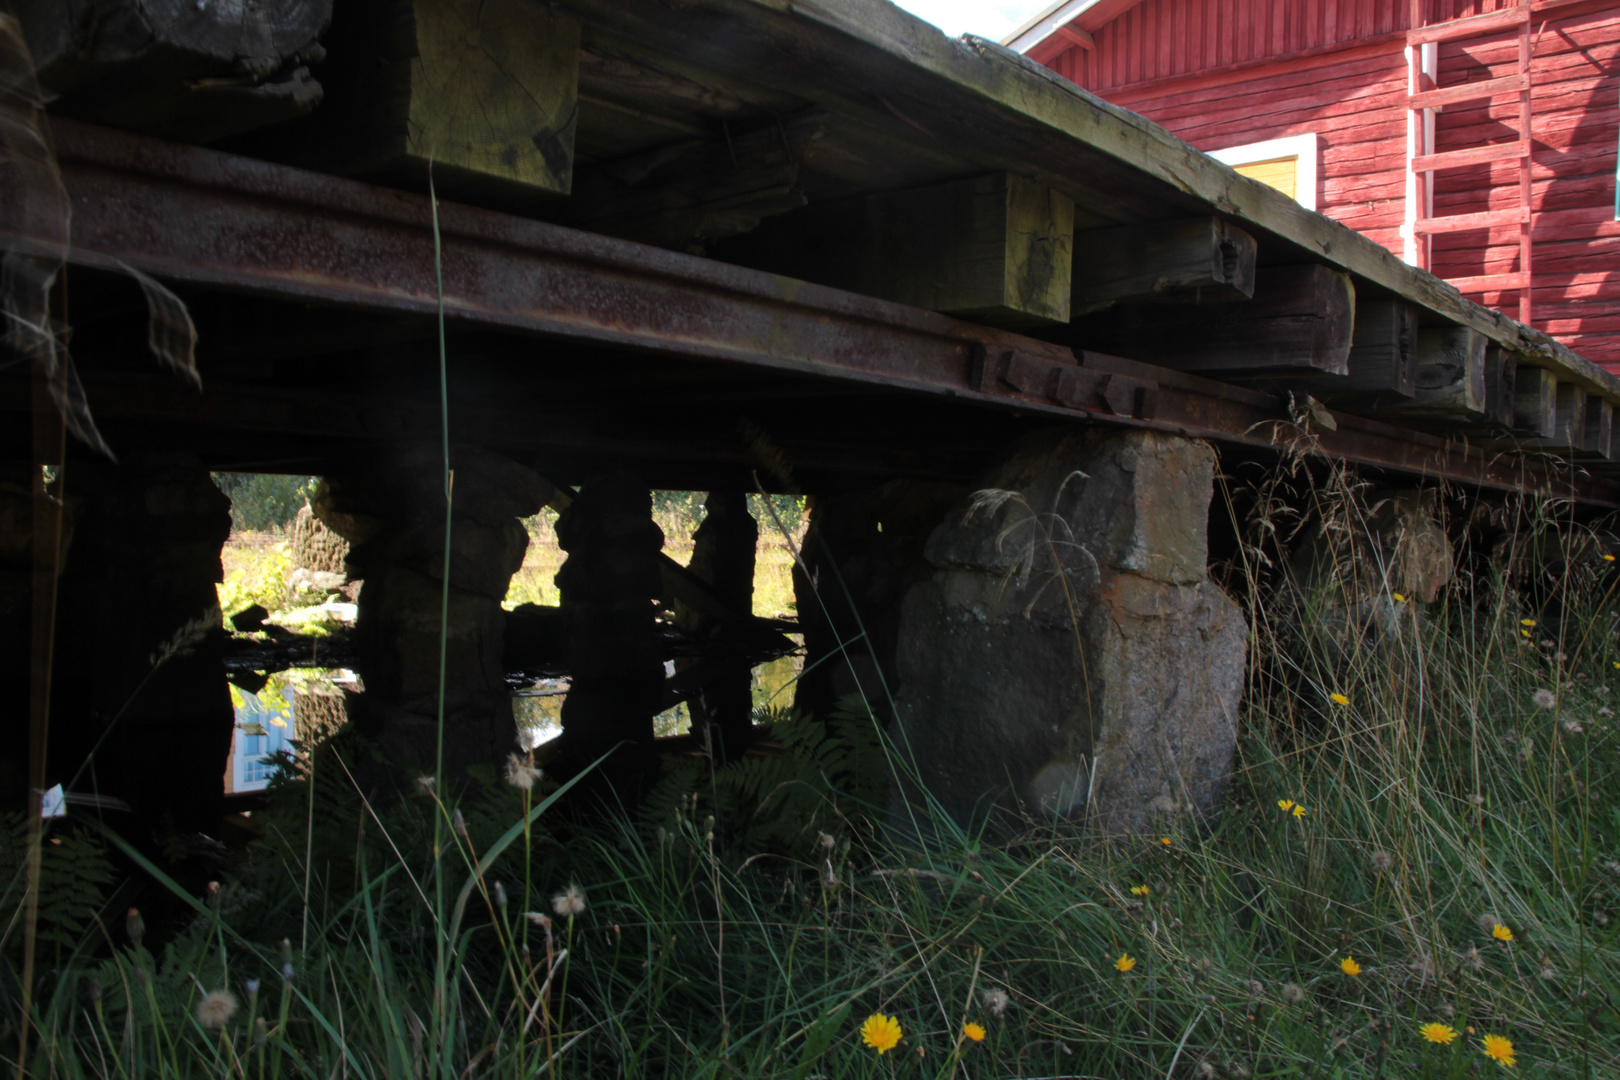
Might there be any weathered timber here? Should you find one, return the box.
[1485,349,1518,431]
[1071,264,1354,376]
[1584,397,1614,461]
[1383,327,1489,421]
[1514,365,1559,438]
[570,114,819,248]
[291,0,578,198]
[1070,217,1256,314]
[1551,382,1589,452]
[16,0,329,143]
[1286,298,1417,403]
[727,172,1074,326]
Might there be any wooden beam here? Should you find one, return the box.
[1384,327,1488,420]
[296,0,579,197]
[1513,365,1558,439]
[1071,264,1353,376]
[1055,24,1096,50]
[1584,397,1614,461]
[728,172,1075,326]
[1484,347,1517,430]
[1288,298,1417,403]
[1551,382,1589,451]
[1071,217,1256,315]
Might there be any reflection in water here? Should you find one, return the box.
[512,650,804,750]
[227,652,802,782]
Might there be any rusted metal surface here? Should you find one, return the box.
[4,119,1617,503]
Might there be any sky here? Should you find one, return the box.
[889,0,1052,42]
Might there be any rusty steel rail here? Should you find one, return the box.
[5,118,1617,504]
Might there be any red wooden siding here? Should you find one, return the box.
[1038,2,1620,371]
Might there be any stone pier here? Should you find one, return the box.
[47,452,235,838]
[891,429,1246,834]
[316,444,550,781]
[672,490,758,761]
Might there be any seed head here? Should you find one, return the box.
[1532,688,1557,710]
[415,774,437,796]
[1561,716,1585,734]
[125,907,145,947]
[1246,979,1265,997]
[253,1018,269,1047]
[504,753,541,791]
[245,979,260,997]
[1370,850,1394,872]
[1282,983,1305,1005]
[494,881,507,911]
[1468,793,1486,806]
[525,911,553,931]
[196,989,238,1029]
[1458,944,1485,972]
[452,808,468,839]
[983,988,1011,1015]
[552,882,586,918]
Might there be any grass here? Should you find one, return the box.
[10,470,1620,1079]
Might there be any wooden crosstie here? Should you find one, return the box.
[1407,0,1536,323]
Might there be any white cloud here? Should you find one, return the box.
[889,0,1049,41]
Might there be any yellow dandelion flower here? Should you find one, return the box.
[1340,956,1362,977]
[1420,1022,1459,1045]
[1292,803,1307,819]
[1491,923,1513,942]
[1277,799,1295,812]
[1130,885,1150,896]
[1393,592,1406,602]
[1480,1033,1516,1067]
[1521,629,1532,638]
[1521,619,1537,627]
[1330,692,1350,706]
[1159,837,1172,846]
[860,1013,902,1054]
[1114,953,1137,973]
[962,1022,986,1043]
[1605,554,1616,562]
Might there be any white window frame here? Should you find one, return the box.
[1209,133,1320,212]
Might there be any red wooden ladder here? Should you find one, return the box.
[1407,0,1534,323]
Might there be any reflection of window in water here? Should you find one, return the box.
[228,685,295,793]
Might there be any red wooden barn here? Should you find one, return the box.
[1009,0,1620,371]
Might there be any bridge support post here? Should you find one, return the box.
[326,445,549,781]
[892,429,1246,834]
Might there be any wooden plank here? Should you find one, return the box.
[1384,326,1489,419]
[1448,272,1532,292]
[1070,216,1257,314]
[1071,263,1354,376]
[1409,73,1528,111]
[1408,6,1530,45]
[726,173,1075,326]
[291,0,579,197]
[1412,140,1530,173]
[1414,207,1532,235]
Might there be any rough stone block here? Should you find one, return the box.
[893,429,1245,834]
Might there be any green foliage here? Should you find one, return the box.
[0,815,114,965]
[643,698,886,857]
[211,472,315,534]
[215,539,290,618]
[14,477,1620,1079]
